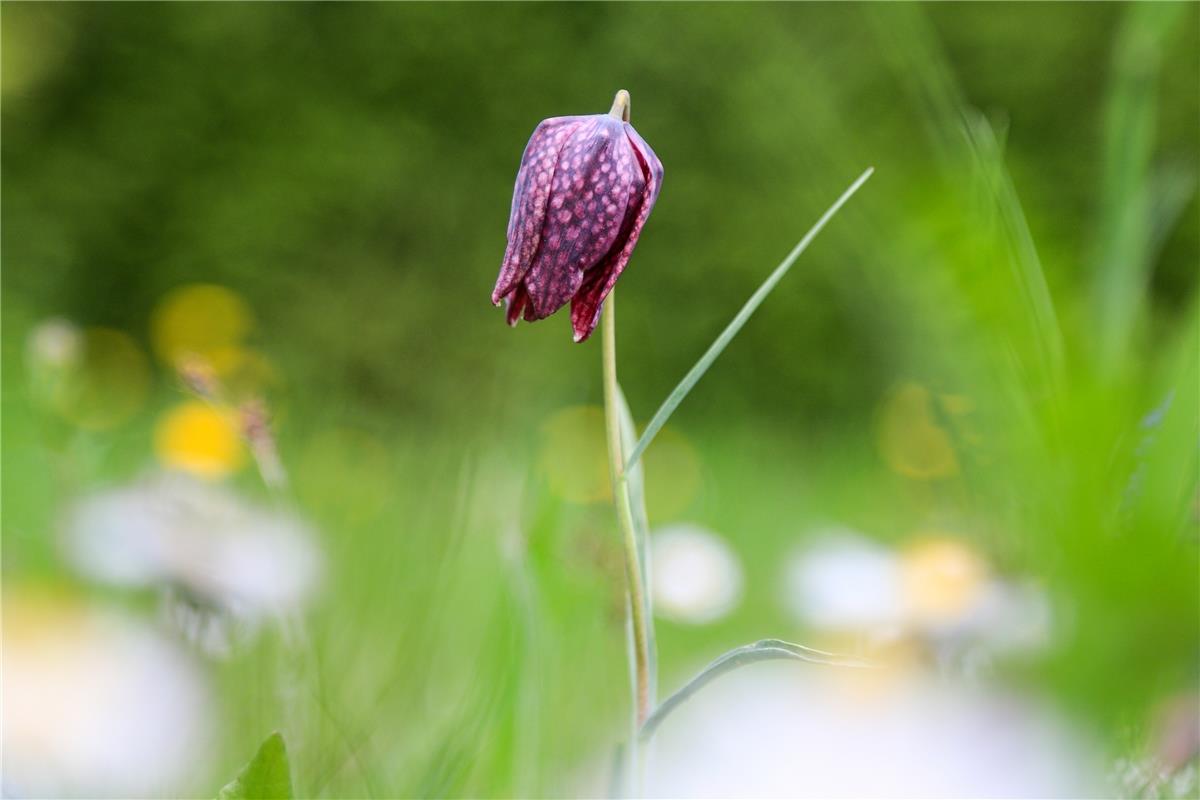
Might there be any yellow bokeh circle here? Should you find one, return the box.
[51,327,150,431]
[900,536,988,624]
[150,284,254,366]
[539,406,611,504]
[876,382,959,480]
[154,401,244,479]
[537,405,702,515]
[642,426,701,522]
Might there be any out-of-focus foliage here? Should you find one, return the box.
[2,3,1197,798]
[218,733,294,800]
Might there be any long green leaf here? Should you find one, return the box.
[638,639,871,743]
[624,168,874,472]
[1092,3,1186,375]
[1146,160,1195,260]
[962,110,1064,398]
[218,732,294,800]
[870,5,1065,420]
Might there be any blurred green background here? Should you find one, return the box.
[3,3,1198,798]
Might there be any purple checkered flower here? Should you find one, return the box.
[491,90,663,343]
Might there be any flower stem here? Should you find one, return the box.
[608,89,631,122]
[601,291,652,733]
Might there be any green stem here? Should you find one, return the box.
[601,291,652,732]
[608,89,631,122]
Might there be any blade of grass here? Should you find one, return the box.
[1146,160,1196,260]
[624,167,874,471]
[637,639,872,743]
[870,5,1066,421]
[1092,3,1187,376]
[962,109,1064,397]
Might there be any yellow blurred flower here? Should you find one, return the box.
[876,382,959,480]
[208,345,279,391]
[900,536,988,625]
[2,585,84,641]
[193,345,285,419]
[150,283,253,367]
[154,401,244,479]
[937,393,974,416]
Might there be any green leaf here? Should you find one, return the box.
[218,732,294,800]
[623,168,874,472]
[1146,160,1196,260]
[638,639,871,743]
[869,5,1064,420]
[1091,3,1188,374]
[961,109,1065,400]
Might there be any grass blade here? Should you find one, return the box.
[962,109,1065,396]
[1146,160,1195,260]
[637,639,871,743]
[871,5,1065,409]
[624,167,874,471]
[1092,3,1187,375]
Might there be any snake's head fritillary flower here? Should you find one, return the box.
[492,90,663,343]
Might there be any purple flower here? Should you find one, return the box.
[492,90,663,343]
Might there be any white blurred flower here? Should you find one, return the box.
[651,524,743,624]
[898,537,989,633]
[645,661,1103,798]
[26,316,83,369]
[957,579,1051,654]
[784,531,1051,665]
[63,472,322,644]
[3,594,213,798]
[783,530,906,632]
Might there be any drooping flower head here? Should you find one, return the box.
[492,90,663,342]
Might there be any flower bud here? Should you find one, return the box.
[492,90,663,342]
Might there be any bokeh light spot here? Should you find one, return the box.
[204,345,285,416]
[876,382,959,480]
[154,401,244,479]
[538,405,700,510]
[651,523,743,624]
[47,327,150,430]
[538,405,610,504]
[900,536,988,625]
[150,284,254,366]
[26,317,83,371]
[643,426,702,521]
[1,5,74,98]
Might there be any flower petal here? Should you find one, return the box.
[569,122,663,342]
[492,116,583,306]
[522,116,636,320]
[624,121,664,209]
[505,284,529,326]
